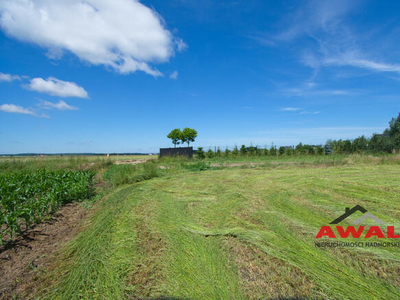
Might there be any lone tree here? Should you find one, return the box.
[181,127,198,147]
[167,128,182,148]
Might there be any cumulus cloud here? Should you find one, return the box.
[169,71,178,79]
[25,77,88,98]
[0,103,35,115]
[0,0,185,76]
[0,72,20,82]
[41,100,78,111]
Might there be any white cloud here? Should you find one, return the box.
[0,0,185,76]
[170,71,178,79]
[283,87,352,97]
[263,1,400,79]
[175,38,188,52]
[0,103,35,115]
[0,72,20,82]
[279,107,319,115]
[41,100,78,111]
[323,54,400,75]
[299,111,320,115]
[25,77,89,98]
[280,107,302,111]
[274,0,359,42]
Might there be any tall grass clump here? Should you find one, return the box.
[103,160,159,187]
[181,161,212,171]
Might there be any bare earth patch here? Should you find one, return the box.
[210,161,294,167]
[0,202,90,299]
[115,159,147,165]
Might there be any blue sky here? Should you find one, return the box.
[1,0,400,154]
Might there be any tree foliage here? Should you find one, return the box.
[167,127,198,148]
[323,112,400,154]
[167,128,182,148]
[181,127,198,147]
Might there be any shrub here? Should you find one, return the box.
[197,147,205,160]
[224,148,231,158]
[270,146,277,156]
[279,146,285,156]
[232,146,239,157]
[240,145,247,156]
[248,145,255,156]
[285,148,293,156]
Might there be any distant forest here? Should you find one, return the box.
[325,112,400,154]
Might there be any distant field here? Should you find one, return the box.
[35,159,400,299]
[0,154,156,174]
[0,154,155,162]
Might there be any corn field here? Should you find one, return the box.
[0,169,95,244]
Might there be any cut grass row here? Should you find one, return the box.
[37,162,400,299]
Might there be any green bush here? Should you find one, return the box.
[197,147,205,160]
[224,148,231,158]
[240,145,247,156]
[232,146,239,157]
[206,149,214,158]
[248,145,255,156]
[270,146,277,156]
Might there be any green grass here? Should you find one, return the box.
[103,160,159,187]
[36,160,400,299]
[0,155,154,174]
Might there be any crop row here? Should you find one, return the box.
[0,169,95,244]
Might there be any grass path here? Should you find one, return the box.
[42,164,400,299]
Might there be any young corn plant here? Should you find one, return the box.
[0,169,95,244]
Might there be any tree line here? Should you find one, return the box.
[326,112,400,154]
[196,144,325,159]
[167,112,400,157]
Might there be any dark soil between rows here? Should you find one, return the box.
[0,202,90,299]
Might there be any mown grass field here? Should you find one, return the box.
[30,156,400,300]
